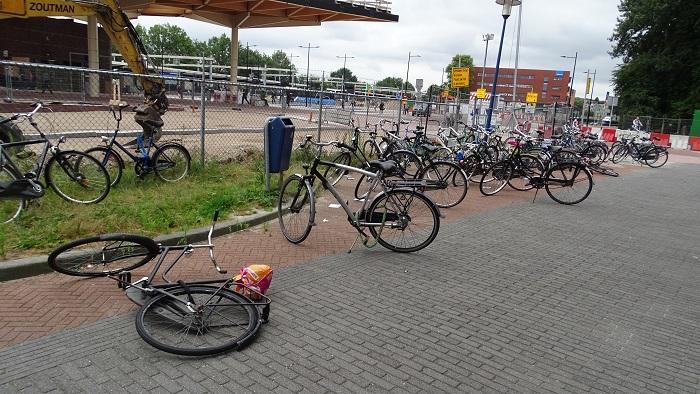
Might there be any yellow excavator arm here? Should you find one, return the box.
[0,0,168,136]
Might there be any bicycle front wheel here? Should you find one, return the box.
[0,166,25,224]
[278,175,315,244]
[367,189,440,253]
[508,154,544,191]
[48,233,159,276]
[545,163,593,205]
[479,161,512,196]
[154,144,191,182]
[419,161,467,208]
[85,146,124,187]
[135,285,261,356]
[323,151,351,186]
[46,150,110,204]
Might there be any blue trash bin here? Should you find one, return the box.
[266,117,295,173]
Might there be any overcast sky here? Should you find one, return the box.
[133,0,622,99]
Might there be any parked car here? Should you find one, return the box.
[412,103,430,117]
[601,116,612,126]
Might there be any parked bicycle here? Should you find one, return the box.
[278,135,440,253]
[47,210,270,356]
[1,102,111,224]
[85,103,191,186]
[609,136,668,168]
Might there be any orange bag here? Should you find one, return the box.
[233,264,273,300]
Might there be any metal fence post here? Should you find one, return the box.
[81,71,86,102]
[200,59,206,166]
[317,72,324,142]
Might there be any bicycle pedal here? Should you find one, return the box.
[117,271,132,289]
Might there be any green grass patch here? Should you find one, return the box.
[0,153,281,260]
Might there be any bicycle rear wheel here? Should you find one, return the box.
[508,154,543,191]
[0,166,25,224]
[46,150,111,204]
[154,144,191,182]
[48,234,159,276]
[135,285,261,356]
[367,189,440,253]
[643,147,668,168]
[278,175,314,244]
[386,150,422,179]
[419,161,467,208]
[545,163,593,205]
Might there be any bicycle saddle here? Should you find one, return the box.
[367,160,398,174]
[420,144,440,152]
[415,126,425,131]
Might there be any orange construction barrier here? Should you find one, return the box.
[650,132,671,147]
[602,128,617,142]
[689,137,700,151]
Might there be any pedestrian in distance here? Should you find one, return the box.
[260,90,269,107]
[242,87,250,105]
[41,70,53,94]
[633,116,644,132]
[379,101,385,113]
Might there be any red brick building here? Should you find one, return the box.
[472,67,571,105]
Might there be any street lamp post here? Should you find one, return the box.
[336,53,355,109]
[485,0,521,131]
[287,52,300,86]
[398,51,420,125]
[299,43,319,107]
[478,33,494,126]
[561,52,578,108]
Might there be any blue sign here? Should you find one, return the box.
[555,70,564,77]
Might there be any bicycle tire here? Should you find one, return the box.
[545,163,593,205]
[0,166,25,224]
[610,145,628,164]
[644,147,668,168]
[479,161,512,196]
[153,143,191,182]
[353,173,377,201]
[48,233,159,277]
[418,161,468,208]
[45,150,111,204]
[135,285,261,356]
[85,146,124,187]
[589,164,620,177]
[323,151,351,186]
[508,154,544,191]
[386,150,422,179]
[278,175,315,244]
[362,140,381,160]
[367,189,440,253]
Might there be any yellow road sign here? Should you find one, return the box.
[476,88,487,99]
[526,92,538,103]
[451,67,470,88]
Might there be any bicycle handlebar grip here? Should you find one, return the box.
[213,209,220,222]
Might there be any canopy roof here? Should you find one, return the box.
[120,0,399,28]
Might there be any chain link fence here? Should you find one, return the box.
[617,114,692,135]
[1,61,474,165]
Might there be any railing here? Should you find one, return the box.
[336,0,392,12]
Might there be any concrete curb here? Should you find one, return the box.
[0,209,279,282]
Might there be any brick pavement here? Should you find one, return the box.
[0,163,698,392]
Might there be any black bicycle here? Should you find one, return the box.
[47,210,269,356]
[85,103,191,186]
[1,102,111,223]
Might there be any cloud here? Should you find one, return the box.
[133,0,622,97]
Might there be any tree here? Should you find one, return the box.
[204,34,231,66]
[445,54,475,94]
[140,24,198,65]
[376,76,414,92]
[610,0,700,118]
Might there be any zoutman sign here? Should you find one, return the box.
[29,2,75,12]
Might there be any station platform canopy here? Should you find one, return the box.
[120,0,399,28]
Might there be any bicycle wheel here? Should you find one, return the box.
[85,146,124,187]
[362,140,381,160]
[419,161,467,208]
[46,150,110,204]
[386,150,422,179]
[154,144,191,182]
[323,151,351,186]
[431,147,453,161]
[508,154,544,191]
[135,285,261,356]
[610,145,628,164]
[367,189,440,253]
[0,166,25,224]
[545,163,593,205]
[48,233,159,277]
[479,161,512,196]
[644,147,668,168]
[589,164,620,177]
[278,175,314,244]
[354,173,379,200]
